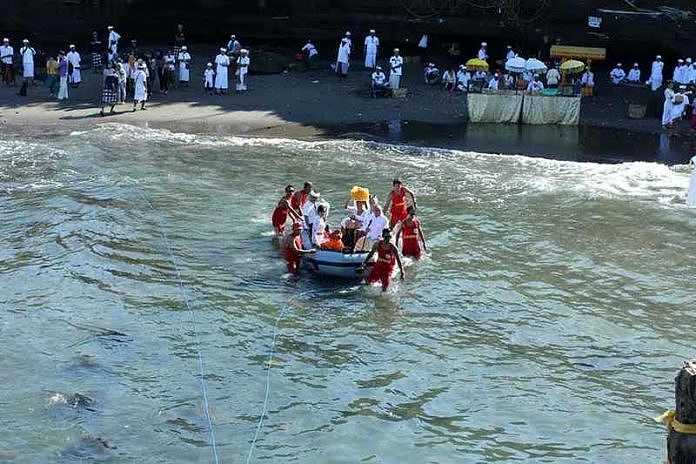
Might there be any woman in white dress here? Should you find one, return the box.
[687,156,696,208]
[132,63,148,111]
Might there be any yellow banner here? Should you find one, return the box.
[550,45,606,61]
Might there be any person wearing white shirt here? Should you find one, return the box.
[310,205,328,246]
[646,55,663,91]
[107,26,120,60]
[506,45,516,62]
[177,45,191,85]
[0,38,14,86]
[673,59,685,85]
[302,40,318,69]
[19,39,35,82]
[609,63,625,85]
[667,89,689,128]
[344,31,353,50]
[686,58,696,84]
[203,62,215,94]
[503,73,514,89]
[364,29,379,69]
[371,66,388,96]
[527,75,544,93]
[581,69,594,88]
[214,47,230,94]
[66,44,82,87]
[546,66,560,88]
[389,48,403,89]
[336,38,351,78]
[456,65,470,91]
[442,67,456,91]
[132,63,148,111]
[302,192,321,230]
[341,200,370,249]
[360,206,388,249]
[227,35,241,57]
[661,84,675,127]
[424,62,439,84]
[235,49,250,91]
[626,63,641,83]
[372,67,386,86]
[487,73,500,90]
[478,42,488,61]
[687,155,696,208]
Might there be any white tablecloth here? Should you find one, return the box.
[522,95,581,125]
[467,93,523,123]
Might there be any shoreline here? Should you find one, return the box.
[1,58,694,165]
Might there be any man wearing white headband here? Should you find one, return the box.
[0,38,14,86]
[66,44,82,87]
[389,48,403,89]
[336,37,351,78]
[646,55,663,91]
[235,49,250,91]
[687,58,696,85]
[177,45,191,86]
[204,62,215,95]
[609,62,625,85]
[19,39,35,84]
[478,42,488,61]
[214,47,230,94]
[107,26,121,61]
[627,62,641,83]
[673,59,687,85]
[364,29,379,69]
[132,62,148,111]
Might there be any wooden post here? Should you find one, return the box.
[668,360,696,464]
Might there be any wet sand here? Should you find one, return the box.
[0,51,693,164]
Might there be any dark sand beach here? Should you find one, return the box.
[1,47,693,164]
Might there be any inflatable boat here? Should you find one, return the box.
[300,230,369,279]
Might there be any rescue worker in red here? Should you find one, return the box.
[385,178,417,228]
[290,181,313,211]
[395,206,427,259]
[271,184,303,236]
[360,228,404,291]
[283,222,315,275]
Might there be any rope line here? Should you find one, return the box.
[245,306,286,464]
[139,191,221,464]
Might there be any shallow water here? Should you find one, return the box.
[1,124,695,463]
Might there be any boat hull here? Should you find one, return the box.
[303,249,368,279]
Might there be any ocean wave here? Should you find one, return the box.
[0,123,689,209]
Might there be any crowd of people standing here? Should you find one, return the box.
[0,24,253,115]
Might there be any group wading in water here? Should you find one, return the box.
[271,179,427,291]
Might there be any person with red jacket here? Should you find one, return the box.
[271,184,302,236]
[290,181,313,211]
[360,228,404,291]
[385,178,417,228]
[282,223,315,275]
[396,207,427,259]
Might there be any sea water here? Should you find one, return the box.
[1,124,695,463]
